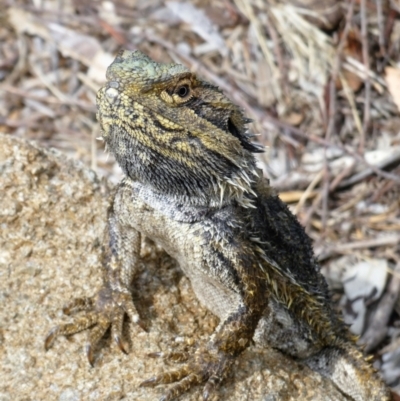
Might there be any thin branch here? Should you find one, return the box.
[318,234,400,261]
[338,150,400,188]
[339,72,363,136]
[375,0,386,66]
[360,0,371,152]
[294,170,323,215]
[264,11,289,97]
[329,160,356,191]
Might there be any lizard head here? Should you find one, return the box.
[97,50,263,206]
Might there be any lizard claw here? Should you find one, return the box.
[44,326,60,351]
[140,348,232,400]
[86,344,95,367]
[139,376,160,387]
[202,375,221,400]
[114,334,128,354]
[147,352,163,358]
[44,286,143,365]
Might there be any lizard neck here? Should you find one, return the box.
[104,125,261,209]
[126,177,258,223]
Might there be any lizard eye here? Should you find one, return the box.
[176,85,190,98]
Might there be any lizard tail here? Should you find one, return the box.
[304,345,392,401]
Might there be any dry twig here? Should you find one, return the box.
[360,0,371,152]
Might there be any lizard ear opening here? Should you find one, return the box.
[227,117,264,153]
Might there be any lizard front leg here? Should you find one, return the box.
[45,190,144,364]
[141,304,262,401]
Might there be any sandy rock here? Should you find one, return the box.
[0,134,348,400]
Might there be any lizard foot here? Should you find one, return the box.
[140,347,233,401]
[45,286,145,365]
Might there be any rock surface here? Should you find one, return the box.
[0,134,349,400]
